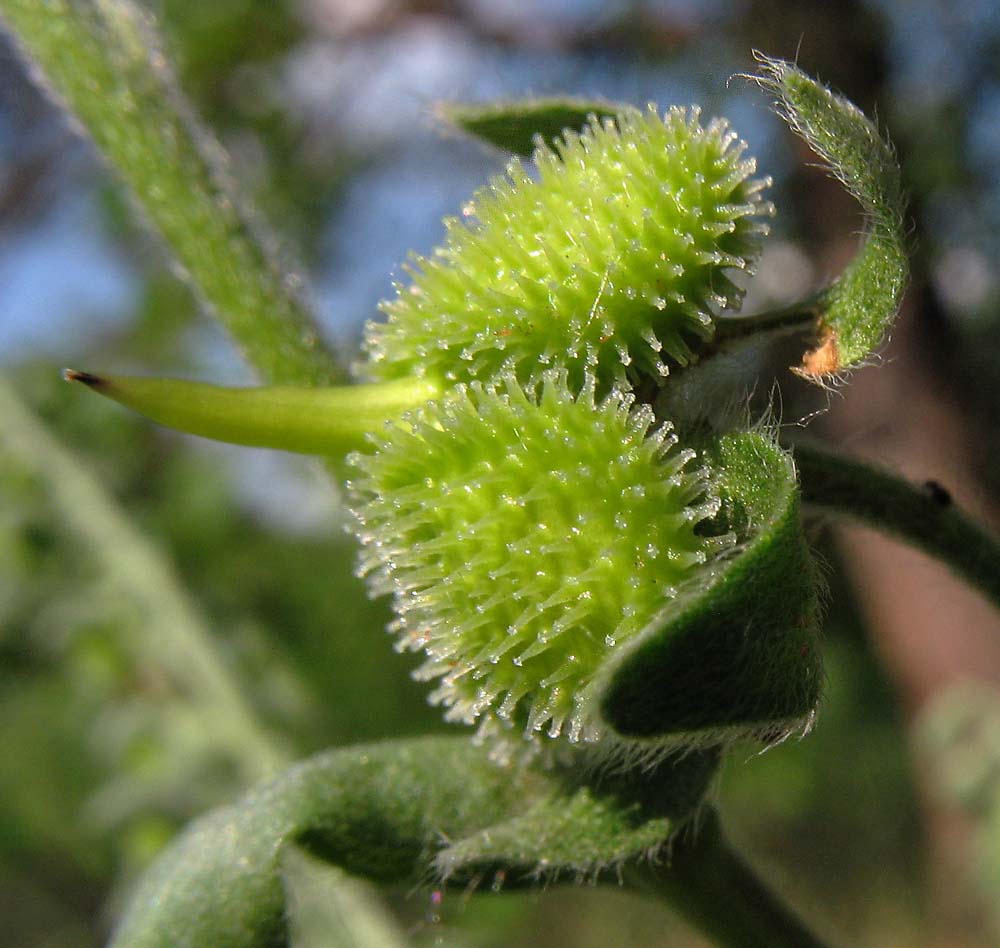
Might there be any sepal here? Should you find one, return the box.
[598,431,822,747]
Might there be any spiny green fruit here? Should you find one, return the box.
[363,105,773,393]
[347,371,725,744]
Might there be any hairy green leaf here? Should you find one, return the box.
[112,737,715,946]
[437,745,718,882]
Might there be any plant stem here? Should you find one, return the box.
[713,291,827,343]
[0,0,341,387]
[794,441,1000,613]
[626,809,830,948]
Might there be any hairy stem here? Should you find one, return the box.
[795,441,1000,612]
[0,0,341,386]
[626,809,830,948]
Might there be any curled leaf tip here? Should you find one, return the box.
[750,52,908,378]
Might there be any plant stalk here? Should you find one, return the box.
[713,291,827,343]
[794,441,1000,613]
[625,809,830,948]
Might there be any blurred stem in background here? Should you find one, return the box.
[0,375,285,784]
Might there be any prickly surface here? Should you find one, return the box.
[347,372,723,744]
[363,106,773,392]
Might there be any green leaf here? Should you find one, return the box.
[753,54,908,376]
[112,737,716,946]
[111,739,530,947]
[438,97,625,157]
[599,431,823,744]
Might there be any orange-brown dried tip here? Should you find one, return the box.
[795,330,840,378]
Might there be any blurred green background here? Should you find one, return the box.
[3,1,1000,945]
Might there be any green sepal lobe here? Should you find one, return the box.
[439,96,625,157]
[64,370,439,457]
[437,745,719,884]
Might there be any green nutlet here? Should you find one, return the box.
[363,105,773,393]
[347,371,726,744]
